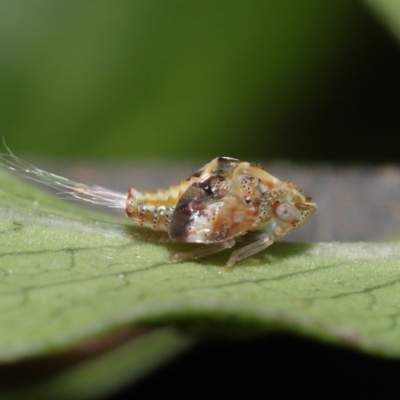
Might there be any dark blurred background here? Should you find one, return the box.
[1,0,400,164]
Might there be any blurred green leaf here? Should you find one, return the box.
[363,0,400,42]
[1,328,192,400]
[0,1,361,159]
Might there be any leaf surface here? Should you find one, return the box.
[1,167,400,367]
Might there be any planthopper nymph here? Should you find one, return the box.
[0,148,317,269]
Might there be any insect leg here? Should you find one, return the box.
[170,239,236,263]
[224,233,273,270]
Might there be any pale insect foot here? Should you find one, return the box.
[171,234,272,270]
[170,239,236,265]
[224,233,274,270]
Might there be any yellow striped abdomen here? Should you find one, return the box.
[125,179,195,231]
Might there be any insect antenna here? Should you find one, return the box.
[0,140,127,210]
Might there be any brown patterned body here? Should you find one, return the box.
[123,157,317,267]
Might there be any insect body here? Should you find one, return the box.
[0,149,317,268]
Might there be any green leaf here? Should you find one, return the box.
[363,0,400,42]
[0,1,360,160]
[1,166,400,396]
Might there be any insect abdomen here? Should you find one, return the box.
[125,180,194,231]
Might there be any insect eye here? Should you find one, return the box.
[275,202,299,222]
